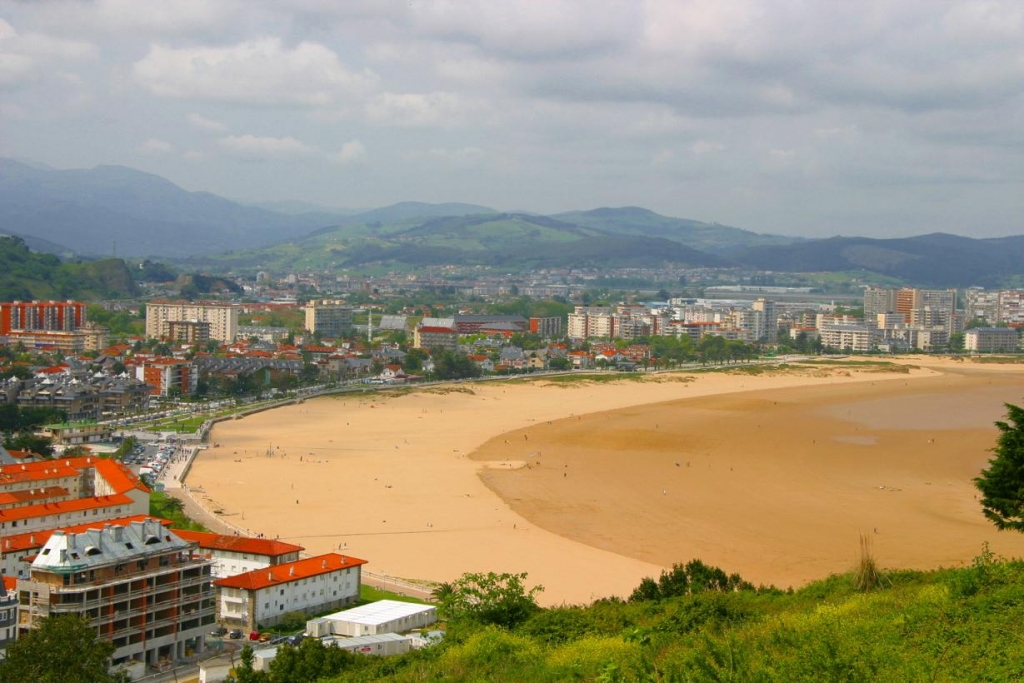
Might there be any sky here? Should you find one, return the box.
[1,0,1022,239]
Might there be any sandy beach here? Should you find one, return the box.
[187,359,1024,605]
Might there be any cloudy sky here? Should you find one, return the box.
[1,1,1022,238]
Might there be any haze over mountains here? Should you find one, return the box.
[1,158,1021,288]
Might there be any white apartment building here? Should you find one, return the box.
[997,291,1024,325]
[174,531,303,579]
[819,323,876,352]
[965,327,1021,353]
[145,302,239,343]
[18,519,216,677]
[212,553,366,632]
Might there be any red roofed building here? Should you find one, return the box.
[213,553,366,632]
[0,515,171,578]
[174,530,303,578]
[0,457,150,541]
[413,325,458,351]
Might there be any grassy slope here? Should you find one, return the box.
[323,554,1024,682]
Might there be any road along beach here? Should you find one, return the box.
[187,360,1024,605]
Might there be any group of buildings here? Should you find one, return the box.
[0,446,380,676]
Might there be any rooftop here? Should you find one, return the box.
[174,530,304,557]
[322,599,435,626]
[213,553,366,591]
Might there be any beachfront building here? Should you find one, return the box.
[134,357,198,397]
[306,599,437,638]
[0,515,168,579]
[818,322,876,352]
[0,457,151,574]
[17,519,216,677]
[173,530,303,579]
[146,301,239,344]
[965,327,1021,353]
[212,553,366,632]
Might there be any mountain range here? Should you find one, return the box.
[1,157,1021,287]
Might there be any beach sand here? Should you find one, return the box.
[188,359,1024,605]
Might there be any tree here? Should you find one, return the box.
[0,614,129,683]
[440,571,544,629]
[974,403,1024,532]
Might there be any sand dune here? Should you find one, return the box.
[188,360,1024,605]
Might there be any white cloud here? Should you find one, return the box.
[133,38,377,106]
[365,91,482,128]
[218,134,316,160]
[335,140,367,165]
[187,113,227,133]
[137,138,174,154]
[0,19,97,87]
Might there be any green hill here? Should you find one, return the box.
[244,552,1024,682]
[183,212,728,273]
[0,236,139,300]
[555,206,799,254]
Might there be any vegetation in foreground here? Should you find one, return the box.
[216,553,1024,683]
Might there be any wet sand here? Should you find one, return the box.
[189,360,1024,605]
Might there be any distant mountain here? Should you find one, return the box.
[733,233,1024,288]
[342,201,497,226]
[555,207,799,254]
[0,158,341,258]
[183,211,728,272]
[248,199,364,216]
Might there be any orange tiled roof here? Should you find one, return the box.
[2,576,16,592]
[0,486,69,506]
[174,530,304,557]
[213,553,366,591]
[0,493,135,523]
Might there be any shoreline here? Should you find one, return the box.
[184,360,1024,605]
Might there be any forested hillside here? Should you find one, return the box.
[0,236,138,301]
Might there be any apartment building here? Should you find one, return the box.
[135,358,198,397]
[212,553,366,632]
[997,291,1024,325]
[529,316,563,338]
[17,519,216,675]
[303,300,353,338]
[146,302,239,343]
[413,325,458,351]
[173,531,303,579]
[819,323,876,352]
[0,300,88,336]
[965,327,1021,353]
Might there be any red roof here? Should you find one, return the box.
[0,493,135,523]
[174,530,304,557]
[1,515,171,554]
[418,326,456,334]
[2,576,16,592]
[213,553,366,591]
[0,461,80,485]
[0,486,70,506]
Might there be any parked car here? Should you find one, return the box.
[228,629,244,639]
[210,626,227,637]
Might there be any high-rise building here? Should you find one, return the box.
[0,300,89,336]
[146,302,239,343]
[303,300,353,338]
